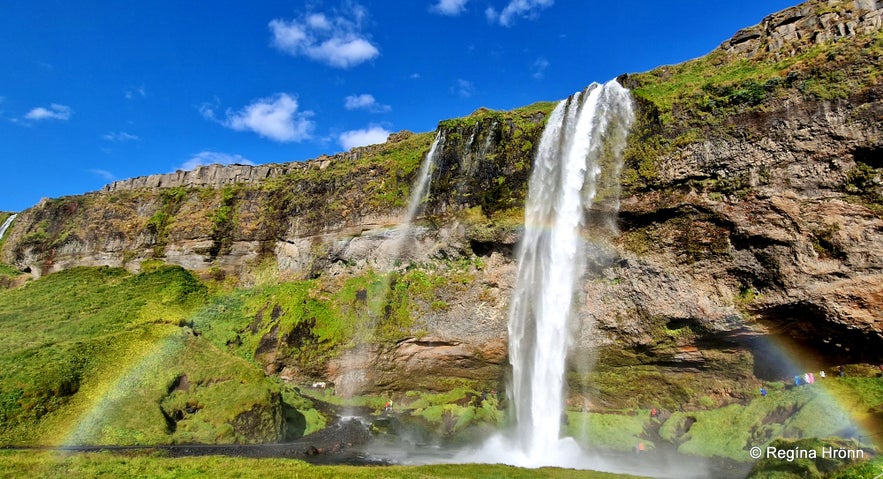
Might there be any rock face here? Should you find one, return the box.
[723,0,882,58]
[1,0,881,408]
[102,133,412,192]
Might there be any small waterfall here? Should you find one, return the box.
[0,214,16,241]
[335,134,445,402]
[463,80,633,468]
[388,132,445,264]
[402,132,444,230]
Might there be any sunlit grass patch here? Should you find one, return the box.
[0,450,653,479]
[659,378,882,461]
[566,411,651,452]
[0,266,302,446]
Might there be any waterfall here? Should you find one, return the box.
[463,80,633,468]
[336,134,445,400]
[0,214,16,241]
[388,132,445,265]
[403,132,444,229]
[506,79,633,462]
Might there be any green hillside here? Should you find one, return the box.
[0,265,322,446]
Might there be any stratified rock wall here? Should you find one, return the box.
[1,0,881,407]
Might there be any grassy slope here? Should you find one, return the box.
[0,450,652,479]
[0,266,319,446]
[659,378,883,461]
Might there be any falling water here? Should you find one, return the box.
[511,80,633,462]
[0,214,16,241]
[507,79,633,463]
[403,132,444,230]
[386,132,445,266]
[336,134,445,400]
[460,80,633,468]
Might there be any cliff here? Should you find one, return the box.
[1,0,881,412]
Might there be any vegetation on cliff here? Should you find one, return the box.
[621,11,883,193]
[0,266,322,446]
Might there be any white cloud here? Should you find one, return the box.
[344,93,390,112]
[102,131,140,142]
[269,4,379,68]
[179,151,255,172]
[89,169,116,181]
[431,0,469,15]
[202,93,314,143]
[451,79,475,98]
[125,85,147,100]
[24,103,72,121]
[339,125,391,150]
[486,0,554,26]
[531,57,550,79]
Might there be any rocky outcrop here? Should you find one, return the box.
[327,336,508,396]
[102,133,415,192]
[723,0,883,58]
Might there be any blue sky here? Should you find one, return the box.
[0,0,798,212]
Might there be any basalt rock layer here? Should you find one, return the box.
[1,0,881,410]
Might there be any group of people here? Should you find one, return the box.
[794,371,819,386]
[760,366,848,396]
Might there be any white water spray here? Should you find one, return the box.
[462,80,633,467]
[336,134,445,400]
[0,214,16,241]
[386,132,445,266]
[403,133,444,230]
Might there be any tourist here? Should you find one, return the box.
[820,370,826,379]
[760,387,767,397]
[794,375,802,386]
[839,365,845,377]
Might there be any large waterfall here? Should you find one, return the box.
[464,80,633,467]
[0,214,16,241]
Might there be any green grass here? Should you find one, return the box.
[0,266,320,446]
[659,379,881,461]
[746,437,879,479]
[566,411,651,452]
[193,264,479,381]
[0,450,652,479]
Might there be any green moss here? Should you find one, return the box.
[747,438,874,478]
[147,187,189,257]
[621,28,883,194]
[811,223,846,260]
[258,132,436,241]
[403,388,504,436]
[192,265,475,378]
[209,186,239,260]
[566,411,651,451]
[660,380,879,462]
